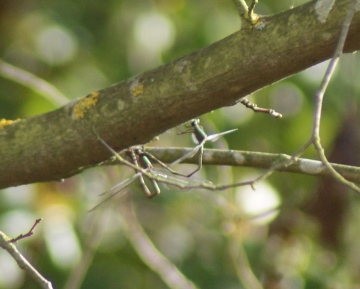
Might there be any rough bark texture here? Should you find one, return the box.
[0,0,359,189]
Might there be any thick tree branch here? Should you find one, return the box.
[0,0,359,189]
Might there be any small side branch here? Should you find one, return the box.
[9,218,43,243]
[232,0,260,24]
[238,97,282,118]
[232,0,249,15]
[247,0,259,23]
[0,230,53,289]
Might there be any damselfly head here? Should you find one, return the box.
[190,119,200,127]
[133,146,144,155]
[183,119,198,129]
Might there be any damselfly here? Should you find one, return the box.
[91,127,207,210]
[126,146,207,197]
[126,147,160,198]
[90,158,205,211]
[172,119,238,177]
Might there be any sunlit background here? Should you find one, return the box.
[0,0,360,288]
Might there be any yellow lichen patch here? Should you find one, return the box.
[0,118,20,129]
[131,84,144,97]
[73,91,100,119]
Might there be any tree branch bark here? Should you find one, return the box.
[0,0,359,189]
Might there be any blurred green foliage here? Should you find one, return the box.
[1,0,360,289]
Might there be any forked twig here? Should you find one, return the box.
[232,0,260,24]
[309,0,360,193]
[231,0,360,193]
[247,0,259,23]
[0,229,53,289]
[238,97,282,118]
[9,218,43,243]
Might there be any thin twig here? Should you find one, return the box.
[232,0,249,15]
[238,97,282,118]
[120,197,199,289]
[311,0,360,193]
[247,0,259,23]
[143,148,360,184]
[9,218,43,243]
[234,0,360,193]
[63,211,103,289]
[232,0,260,24]
[0,231,53,289]
[94,136,360,203]
[229,237,264,289]
[0,58,69,106]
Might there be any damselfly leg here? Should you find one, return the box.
[126,148,160,198]
[91,127,158,210]
[127,145,197,197]
[134,146,189,178]
[172,119,237,177]
[133,147,213,191]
